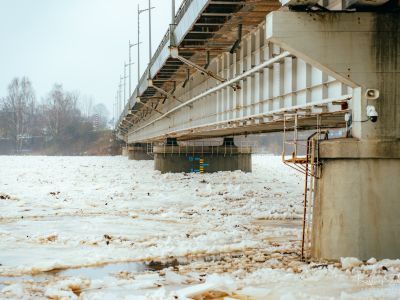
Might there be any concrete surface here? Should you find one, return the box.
[267,12,400,140]
[128,144,154,161]
[268,11,399,261]
[122,147,129,156]
[153,146,252,173]
[312,154,400,260]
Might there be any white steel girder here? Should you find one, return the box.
[127,19,353,143]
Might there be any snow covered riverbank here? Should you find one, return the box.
[0,156,399,299]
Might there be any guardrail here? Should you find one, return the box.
[117,0,209,132]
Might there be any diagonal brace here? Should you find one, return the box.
[148,80,193,108]
[136,97,170,117]
[124,111,141,124]
[122,119,135,126]
[170,47,240,91]
[148,80,183,104]
[118,127,128,134]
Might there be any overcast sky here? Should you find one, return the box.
[0,0,183,117]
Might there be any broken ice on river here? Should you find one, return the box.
[0,156,399,299]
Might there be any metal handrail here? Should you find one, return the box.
[130,52,292,134]
[117,0,201,132]
[175,0,194,24]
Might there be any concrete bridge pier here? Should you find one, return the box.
[154,138,252,173]
[267,11,400,260]
[122,145,129,156]
[312,139,400,260]
[128,143,153,160]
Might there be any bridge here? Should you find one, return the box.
[115,0,400,265]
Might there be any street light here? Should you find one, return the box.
[125,60,134,105]
[119,76,123,115]
[138,2,155,81]
[170,0,176,46]
[171,0,175,24]
[114,94,118,128]
[123,62,128,106]
[129,40,140,96]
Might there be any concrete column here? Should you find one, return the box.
[154,138,252,173]
[128,143,154,160]
[122,145,129,156]
[267,12,400,260]
[311,140,400,260]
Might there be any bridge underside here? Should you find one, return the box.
[141,112,347,142]
[116,0,399,262]
[145,0,281,100]
[119,2,353,143]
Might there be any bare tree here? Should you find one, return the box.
[0,77,36,150]
[0,79,113,155]
[79,95,94,119]
[43,84,82,140]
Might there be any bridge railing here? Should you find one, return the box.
[118,0,210,134]
[175,0,195,24]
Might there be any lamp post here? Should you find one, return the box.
[125,60,135,104]
[148,0,153,65]
[129,40,140,96]
[114,93,117,126]
[138,2,155,81]
[170,0,176,46]
[116,91,118,120]
[172,0,175,24]
[124,62,128,106]
[119,76,123,115]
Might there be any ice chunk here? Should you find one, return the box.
[164,270,188,284]
[341,257,362,269]
[236,287,271,299]
[366,257,377,265]
[175,274,236,299]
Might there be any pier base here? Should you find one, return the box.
[128,144,153,161]
[122,146,129,156]
[153,144,252,173]
[311,139,400,260]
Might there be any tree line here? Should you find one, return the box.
[0,77,111,154]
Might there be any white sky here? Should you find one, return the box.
[0,0,183,116]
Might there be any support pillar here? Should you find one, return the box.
[154,138,252,173]
[122,145,129,156]
[267,12,400,260]
[128,143,153,160]
[312,140,400,260]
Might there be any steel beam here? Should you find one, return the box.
[169,46,240,90]
[136,97,168,117]
[148,79,186,105]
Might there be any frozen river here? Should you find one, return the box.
[0,156,399,299]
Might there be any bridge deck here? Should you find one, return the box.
[117,0,353,142]
[119,0,281,130]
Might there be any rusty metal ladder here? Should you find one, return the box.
[282,114,327,261]
[146,143,154,157]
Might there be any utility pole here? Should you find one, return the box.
[114,95,118,128]
[170,0,176,46]
[128,40,139,99]
[116,92,118,121]
[148,0,153,66]
[138,3,155,81]
[137,4,141,85]
[172,0,175,24]
[119,76,123,116]
[124,62,127,106]
[129,41,132,97]
[128,41,140,97]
